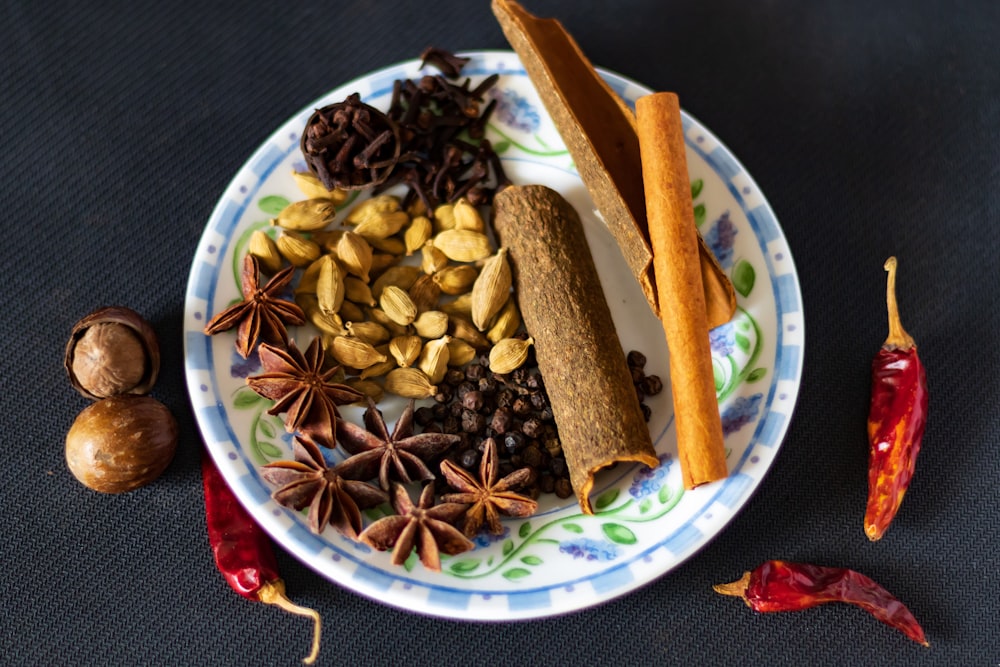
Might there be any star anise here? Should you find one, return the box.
[247,336,363,449]
[440,437,538,537]
[336,397,460,490]
[260,435,388,538]
[358,482,473,571]
[203,254,305,358]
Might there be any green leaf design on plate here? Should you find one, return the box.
[736,333,751,353]
[639,498,652,514]
[257,441,282,459]
[521,555,543,566]
[258,419,276,438]
[693,203,706,227]
[502,539,514,556]
[493,139,511,153]
[258,195,290,215]
[563,523,584,534]
[747,367,767,382]
[503,567,531,581]
[601,523,637,545]
[713,357,725,391]
[658,484,674,504]
[732,259,756,297]
[691,178,704,199]
[449,559,482,574]
[233,386,264,408]
[594,488,619,510]
[519,522,532,538]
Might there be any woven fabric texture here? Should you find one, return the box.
[2,1,998,665]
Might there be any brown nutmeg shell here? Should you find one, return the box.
[65,306,160,399]
[65,395,178,494]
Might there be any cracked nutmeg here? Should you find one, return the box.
[65,306,161,400]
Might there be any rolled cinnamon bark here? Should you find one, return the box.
[492,185,658,514]
[636,93,727,488]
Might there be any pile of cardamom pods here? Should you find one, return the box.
[246,170,532,403]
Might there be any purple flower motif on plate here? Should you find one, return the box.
[559,538,620,562]
[704,211,737,268]
[473,526,510,549]
[489,87,541,133]
[710,323,736,357]
[629,453,673,499]
[721,393,763,436]
[231,348,261,378]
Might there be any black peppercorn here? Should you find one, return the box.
[496,388,515,409]
[462,390,484,412]
[433,384,454,404]
[538,473,555,494]
[627,350,647,368]
[554,477,574,499]
[414,406,436,426]
[630,366,645,384]
[640,403,652,422]
[503,431,524,454]
[490,407,513,434]
[459,448,479,469]
[461,409,486,434]
[512,396,532,415]
[642,374,664,396]
[465,363,486,381]
[549,456,567,476]
[477,375,498,395]
[521,417,543,438]
[522,444,544,468]
[442,415,460,434]
[444,368,465,386]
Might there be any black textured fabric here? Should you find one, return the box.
[3,1,998,665]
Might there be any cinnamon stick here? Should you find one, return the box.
[636,93,727,489]
[492,185,658,514]
[491,0,736,329]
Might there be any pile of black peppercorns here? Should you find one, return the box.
[421,346,662,501]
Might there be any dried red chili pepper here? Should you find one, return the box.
[714,560,929,646]
[201,451,321,664]
[865,256,928,541]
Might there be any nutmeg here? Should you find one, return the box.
[65,395,178,494]
[65,306,160,399]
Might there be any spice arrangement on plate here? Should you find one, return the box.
[202,48,666,563]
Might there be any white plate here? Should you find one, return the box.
[183,50,803,620]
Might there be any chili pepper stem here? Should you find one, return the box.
[883,257,915,350]
[256,579,322,665]
[712,572,753,606]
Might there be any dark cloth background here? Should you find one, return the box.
[3,0,997,664]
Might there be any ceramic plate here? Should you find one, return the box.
[184,50,803,620]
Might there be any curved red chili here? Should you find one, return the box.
[714,560,928,646]
[865,256,928,541]
[201,451,321,664]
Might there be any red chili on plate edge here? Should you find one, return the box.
[201,450,321,664]
[865,256,928,541]
[714,560,929,646]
